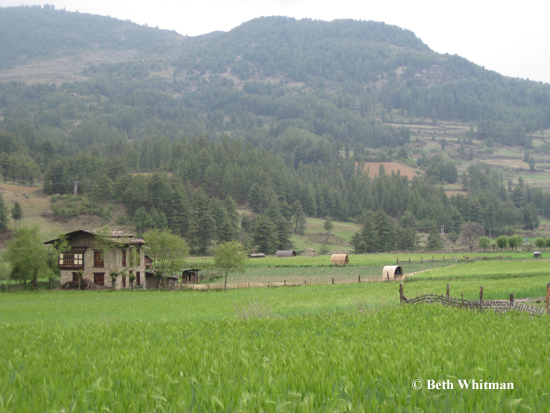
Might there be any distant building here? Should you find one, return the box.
[275,250,297,257]
[45,229,146,289]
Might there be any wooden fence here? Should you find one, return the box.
[399,283,550,316]
[395,255,512,265]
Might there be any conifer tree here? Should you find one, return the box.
[11,202,23,230]
[426,223,444,251]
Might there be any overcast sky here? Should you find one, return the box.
[2,0,550,84]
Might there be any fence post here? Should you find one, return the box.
[332,278,334,284]
[358,275,360,283]
[461,293,464,308]
[284,280,286,286]
[399,282,404,304]
[546,282,549,312]
[510,293,514,310]
[432,257,434,263]
[305,280,306,285]
[409,258,411,264]
[479,286,483,311]
[446,283,450,298]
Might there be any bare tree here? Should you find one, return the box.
[458,222,485,252]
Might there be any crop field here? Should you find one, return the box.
[1,297,549,411]
[2,257,550,411]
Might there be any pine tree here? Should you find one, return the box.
[252,215,277,254]
[426,224,444,251]
[0,193,8,229]
[290,200,307,235]
[11,202,23,230]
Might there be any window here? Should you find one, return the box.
[59,248,85,270]
[94,250,104,268]
[72,272,78,282]
[93,273,104,285]
[122,249,127,267]
[122,276,126,288]
[136,272,140,286]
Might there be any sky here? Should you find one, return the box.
[2,0,550,84]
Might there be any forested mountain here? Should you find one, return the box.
[1,5,549,254]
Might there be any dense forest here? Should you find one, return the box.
[1,6,549,254]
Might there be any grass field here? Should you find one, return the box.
[2,257,550,411]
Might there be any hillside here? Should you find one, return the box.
[1,6,550,255]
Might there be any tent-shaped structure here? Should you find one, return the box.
[275,250,297,257]
[331,254,349,266]
[382,265,403,280]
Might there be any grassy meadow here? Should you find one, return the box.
[1,285,550,411]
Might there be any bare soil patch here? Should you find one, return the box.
[356,162,419,179]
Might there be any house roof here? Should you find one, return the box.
[44,229,145,245]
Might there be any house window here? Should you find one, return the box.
[122,249,127,267]
[94,250,104,268]
[122,276,126,288]
[136,272,140,286]
[93,273,104,285]
[72,272,78,282]
[59,248,85,270]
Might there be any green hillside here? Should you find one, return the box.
[1,6,550,255]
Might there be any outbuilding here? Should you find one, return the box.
[275,250,297,257]
[248,253,266,258]
[331,254,349,266]
[382,265,403,281]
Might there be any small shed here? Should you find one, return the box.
[382,265,403,281]
[331,254,349,266]
[275,250,297,257]
[248,253,266,258]
[145,271,180,289]
[181,269,201,283]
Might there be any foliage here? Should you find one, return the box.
[10,201,23,230]
[496,235,508,251]
[5,225,49,289]
[458,222,485,252]
[0,192,8,229]
[426,223,443,251]
[252,215,277,255]
[478,236,491,252]
[212,241,247,289]
[143,228,188,282]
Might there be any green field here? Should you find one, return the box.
[2,258,550,411]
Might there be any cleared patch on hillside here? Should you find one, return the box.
[356,162,419,179]
[0,50,138,85]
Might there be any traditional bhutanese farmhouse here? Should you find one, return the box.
[45,229,146,290]
[382,265,403,281]
[275,250,297,257]
[331,254,349,266]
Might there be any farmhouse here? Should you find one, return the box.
[45,229,146,290]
